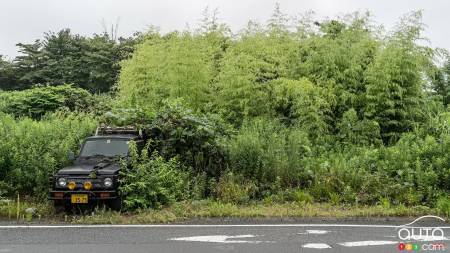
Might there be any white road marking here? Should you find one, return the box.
[338,240,398,247]
[302,243,332,249]
[0,224,444,229]
[298,230,330,235]
[170,234,264,244]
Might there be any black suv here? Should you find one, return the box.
[49,126,145,212]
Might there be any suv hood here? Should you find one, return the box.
[57,161,120,175]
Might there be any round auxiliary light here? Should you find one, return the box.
[57,178,67,187]
[104,178,113,188]
[83,181,93,190]
[68,181,76,190]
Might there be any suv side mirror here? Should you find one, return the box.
[68,151,76,161]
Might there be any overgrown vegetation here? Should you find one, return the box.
[112,9,450,210]
[0,85,99,118]
[119,144,189,210]
[0,112,96,199]
[1,7,450,217]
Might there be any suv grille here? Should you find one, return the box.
[66,177,105,189]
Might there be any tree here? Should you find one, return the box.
[214,27,297,124]
[81,34,121,92]
[267,3,289,34]
[289,13,379,131]
[431,59,450,107]
[0,55,18,90]
[364,12,428,143]
[443,60,450,107]
[8,29,143,93]
[270,78,333,139]
[40,29,121,93]
[117,32,222,113]
[117,31,153,60]
[40,29,85,86]
[14,40,45,87]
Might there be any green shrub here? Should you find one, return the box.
[288,190,314,204]
[214,172,256,204]
[0,111,96,198]
[148,100,230,177]
[301,114,450,207]
[206,201,239,217]
[304,147,383,204]
[120,147,189,210]
[337,108,382,146]
[329,192,341,205]
[263,189,313,204]
[436,197,450,217]
[227,118,312,194]
[378,197,391,209]
[270,78,333,139]
[0,85,94,119]
[227,118,285,187]
[188,172,208,200]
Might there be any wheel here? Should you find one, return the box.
[64,204,73,214]
[53,200,72,214]
[109,197,122,211]
[53,200,63,213]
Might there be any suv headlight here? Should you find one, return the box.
[104,178,113,187]
[57,178,67,187]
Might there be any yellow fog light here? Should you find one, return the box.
[83,181,93,190]
[68,181,76,190]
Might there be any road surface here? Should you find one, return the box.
[0,219,448,253]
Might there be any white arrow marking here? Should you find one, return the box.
[302,243,332,249]
[170,234,264,244]
[338,241,398,247]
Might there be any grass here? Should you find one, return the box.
[0,200,437,224]
[0,197,53,221]
[0,198,439,224]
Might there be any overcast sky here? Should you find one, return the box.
[1,0,449,58]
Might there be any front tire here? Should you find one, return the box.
[109,197,122,211]
[53,200,73,214]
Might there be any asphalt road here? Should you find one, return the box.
[0,220,449,253]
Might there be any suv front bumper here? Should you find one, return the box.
[48,190,118,201]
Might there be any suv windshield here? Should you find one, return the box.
[80,139,129,157]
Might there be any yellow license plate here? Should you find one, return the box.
[71,194,88,204]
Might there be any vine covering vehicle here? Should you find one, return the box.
[49,125,145,212]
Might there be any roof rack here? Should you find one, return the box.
[95,125,144,137]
